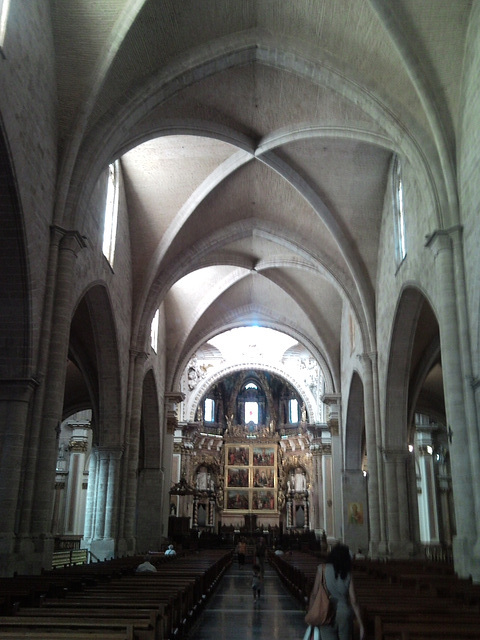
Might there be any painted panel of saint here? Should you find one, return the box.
[227,467,249,487]
[226,490,249,510]
[227,446,249,466]
[253,447,275,466]
[252,490,275,511]
[253,467,274,488]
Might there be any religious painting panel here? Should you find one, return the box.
[252,489,275,511]
[227,467,249,488]
[227,446,249,466]
[252,446,275,466]
[226,489,249,510]
[253,467,274,488]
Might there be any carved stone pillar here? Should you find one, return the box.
[323,394,342,539]
[0,379,37,571]
[30,229,86,569]
[121,350,148,550]
[416,429,440,545]
[162,392,185,538]
[383,447,413,556]
[426,229,479,577]
[358,353,383,557]
[65,429,89,534]
[83,446,122,560]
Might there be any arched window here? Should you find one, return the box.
[204,398,215,422]
[102,161,119,266]
[289,398,299,423]
[0,0,10,56]
[245,401,258,424]
[150,308,159,352]
[393,155,406,266]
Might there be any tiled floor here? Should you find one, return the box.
[187,561,307,639]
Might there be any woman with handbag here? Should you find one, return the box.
[307,544,364,640]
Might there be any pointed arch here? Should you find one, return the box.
[68,284,123,447]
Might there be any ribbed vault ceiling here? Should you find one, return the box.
[52,0,472,399]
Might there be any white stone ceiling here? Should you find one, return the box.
[51,0,472,395]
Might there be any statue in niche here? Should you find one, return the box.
[295,468,306,491]
[196,467,208,490]
[301,403,307,422]
[196,404,203,421]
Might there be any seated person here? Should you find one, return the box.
[135,554,157,573]
[165,544,176,556]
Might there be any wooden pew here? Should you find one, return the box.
[0,616,141,640]
[0,549,233,640]
[374,616,480,639]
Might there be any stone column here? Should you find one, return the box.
[416,427,439,545]
[382,447,412,556]
[310,443,323,531]
[65,432,89,534]
[121,350,148,552]
[104,449,122,540]
[82,447,122,560]
[383,449,399,548]
[343,469,368,554]
[396,451,412,551]
[323,395,342,540]
[426,229,477,577]
[0,379,37,571]
[94,450,109,540]
[18,226,67,541]
[30,229,86,565]
[450,228,480,564]
[161,392,185,539]
[321,441,334,538]
[83,449,97,543]
[358,353,383,556]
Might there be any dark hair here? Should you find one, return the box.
[327,543,352,580]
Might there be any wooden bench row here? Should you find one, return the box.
[270,551,480,640]
[0,549,233,640]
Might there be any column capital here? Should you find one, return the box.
[165,391,185,434]
[322,394,341,434]
[425,226,462,257]
[50,226,87,254]
[130,349,149,363]
[310,442,332,456]
[357,351,377,366]
[0,377,38,402]
[381,447,410,463]
[69,439,89,453]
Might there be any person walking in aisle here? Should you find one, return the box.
[309,544,364,640]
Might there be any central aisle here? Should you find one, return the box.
[188,560,308,640]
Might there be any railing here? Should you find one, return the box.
[51,548,88,569]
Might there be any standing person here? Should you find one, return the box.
[237,537,247,567]
[251,563,262,600]
[254,536,267,578]
[309,544,364,640]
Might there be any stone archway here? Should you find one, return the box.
[344,372,368,553]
